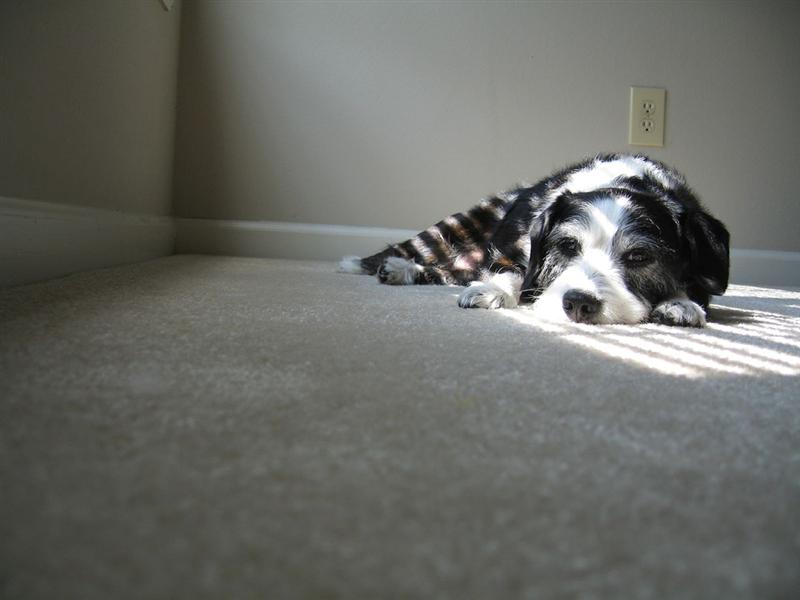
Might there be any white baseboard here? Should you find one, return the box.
[177,217,800,287]
[730,248,800,287]
[175,217,418,262]
[3,205,798,288]
[0,197,175,288]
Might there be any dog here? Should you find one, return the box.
[339,154,730,327]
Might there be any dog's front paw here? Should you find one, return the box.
[457,281,516,310]
[650,298,706,327]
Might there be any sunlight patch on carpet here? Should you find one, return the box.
[500,299,800,379]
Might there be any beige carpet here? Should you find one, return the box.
[1,255,799,599]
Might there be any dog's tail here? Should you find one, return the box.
[338,195,514,276]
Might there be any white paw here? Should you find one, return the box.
[458,279,519,309]
[377,257,423,285]
[650,298,706,327]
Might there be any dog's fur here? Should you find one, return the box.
[339,154,730,327]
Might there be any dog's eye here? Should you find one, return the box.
[623,249,653,266]
[557,238,580,256]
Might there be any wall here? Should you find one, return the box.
[0,0,182,286]
[0,0,182,215]
[173,0,800,257]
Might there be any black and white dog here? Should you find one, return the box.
[340,154,730,327]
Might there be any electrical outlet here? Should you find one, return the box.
[629,87,665,147]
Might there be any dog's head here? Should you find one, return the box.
[519,188,729,324]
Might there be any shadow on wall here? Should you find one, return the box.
[498,286,800,379]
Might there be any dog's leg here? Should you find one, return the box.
[650,295,707,327]
[376,257,459,285]
[457,271,522,309]
[338,247,406,276]
[377,257,425,285]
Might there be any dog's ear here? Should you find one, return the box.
[682,208,730,300]
[519,203,556,303]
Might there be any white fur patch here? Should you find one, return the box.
[563,158,645,195]
[557,195,631,252]
[557,156,676,198]
[458,272,522,309]
[379,256,423,285]
[410,238,433,261]
[587,197,631,240]
[338,256,365,274]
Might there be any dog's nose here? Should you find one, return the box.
[562,290,602,323]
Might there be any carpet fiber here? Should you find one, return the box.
[1,255,799,599]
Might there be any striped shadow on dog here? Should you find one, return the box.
[339,154,730,327]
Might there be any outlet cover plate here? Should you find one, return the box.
[629,86,665,147]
